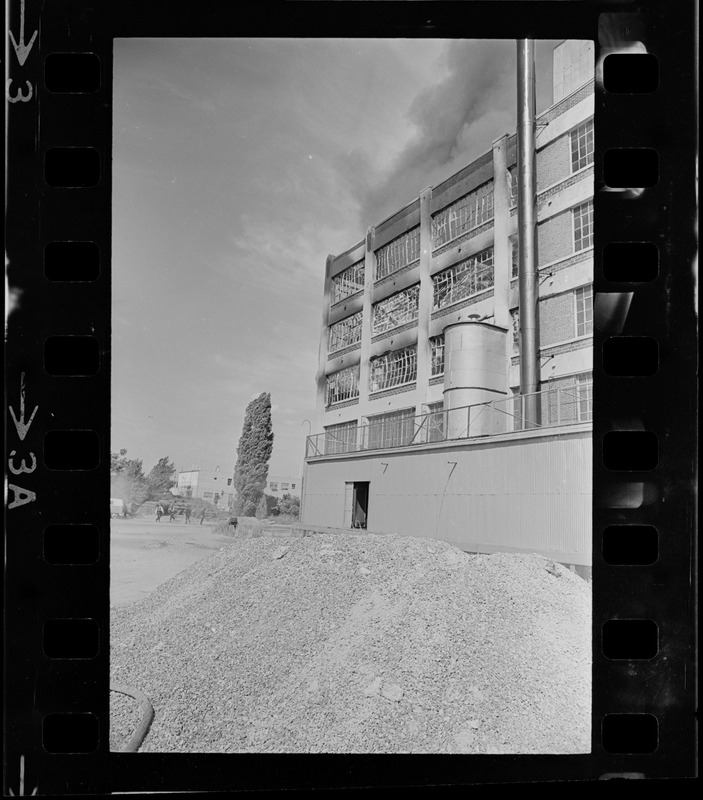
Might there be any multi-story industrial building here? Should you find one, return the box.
[301,41,594,572]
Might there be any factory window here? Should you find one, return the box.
[573,200,593,252]
[375,227,420,280]
[576,372,593,421]
[281,483,289,491]
[367,408,416,449]
[328,311,363,352]
[270,482,278,491]
[432,181,494,248]
[571,119,594,172]
[227,478,232,485]
[575,285,593,336]
[324,420,358,454]
[432,248,494,310]
[510,234,519,277]
[332,260,365,304]
[425,401,445,442]
[430,335,445,376]
[511,308,520,354]
[543,372,593,425]
[326,364,360,405]
[509,168,518,208]
[291,484,296,489]
[369,346,417,392]
[372,284,420,334]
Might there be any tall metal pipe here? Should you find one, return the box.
[517,39,541,426]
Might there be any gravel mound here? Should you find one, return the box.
[110,533,591,754]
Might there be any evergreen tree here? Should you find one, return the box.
[146,456,176,499]
[110,449,149,508]
[232,392,274,516]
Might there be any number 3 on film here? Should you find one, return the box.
[7,0,37,103]
[8,373,39,510]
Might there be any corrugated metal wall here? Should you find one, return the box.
[302,428,592,564]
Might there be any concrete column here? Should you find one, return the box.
[491,135,511,330]
[415,186,434,420]
[443,321,509,438]
[315,255,334,429]
[357,226,375,425]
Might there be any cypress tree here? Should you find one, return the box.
[232,392,274,516]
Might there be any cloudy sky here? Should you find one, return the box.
[112,37,559,478]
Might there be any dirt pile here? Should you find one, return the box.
[110,533,591,754]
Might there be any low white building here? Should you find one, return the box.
[176,467,234,507]
[266,474,302,499]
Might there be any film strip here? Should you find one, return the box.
[4,0,697,792]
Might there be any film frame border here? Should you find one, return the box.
[3,0,698,792]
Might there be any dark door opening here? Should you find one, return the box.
[352,482,369,529]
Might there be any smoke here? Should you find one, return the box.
[345,40,518,228]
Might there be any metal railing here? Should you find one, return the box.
[305,385,592,458]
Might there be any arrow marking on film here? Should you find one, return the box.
[9,0,38,67]
[9,373,39,441]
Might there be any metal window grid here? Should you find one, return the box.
[509,168,518,208]
[432,248,495,310]
[375,227,420,280]
[576,373,593,421]
[326,365,360,405]
[372,284,420,334]
[510,234,519,277]
[332,260,365,304]
[573,200,594,252]
[430,335,445,375]
[328,311,363,352]
[575,285,593,336]
[369,346,417,392]
[366,408,416,449]
[570,120,594,172]
[432,181,494,248]
[324,420,358,454]
[511,308,520,353]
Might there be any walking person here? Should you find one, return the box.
[156,503,164,522]
[199,508,206,525]
[184,506,191,524]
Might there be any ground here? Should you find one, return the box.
[110,517,233,606]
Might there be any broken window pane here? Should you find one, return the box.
[432,181,494,248]
[328,311,363,352]
[372,284,420,335]
[430,335,445,375]
[369,346,417,392]
[326,364,360,405]
[375,227,421,280]
[332,260,365,304]
[432,248,494,310]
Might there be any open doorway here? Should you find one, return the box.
[344,481,369,529]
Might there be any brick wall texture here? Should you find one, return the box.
[537,134,570,192]
[540,292,575,346]
[538,210,573,266]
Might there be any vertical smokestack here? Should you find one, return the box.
[517,39,541,426]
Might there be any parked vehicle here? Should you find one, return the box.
[110,498,126,518]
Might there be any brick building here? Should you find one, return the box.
[300,41,594,571]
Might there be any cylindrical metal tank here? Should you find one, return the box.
[443,321,509,439]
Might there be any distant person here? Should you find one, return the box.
[199,508,206,525]
[184,506,192,524]
[169,507,176,522]
[156,504,164,522]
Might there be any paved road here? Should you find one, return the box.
[110,517,233,607]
